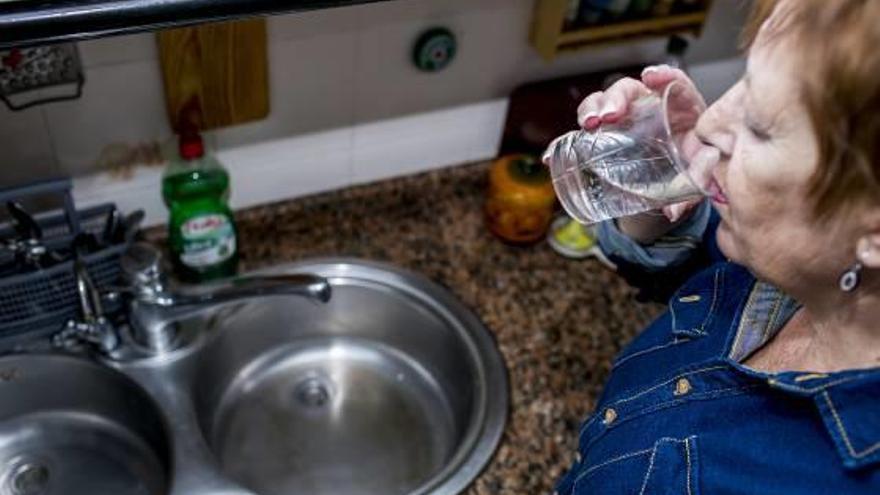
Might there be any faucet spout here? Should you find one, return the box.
[165,274,332,308]
[119,243,332,355]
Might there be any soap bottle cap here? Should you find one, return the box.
[179,133,204,160]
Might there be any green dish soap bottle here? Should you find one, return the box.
[162,131,238,282]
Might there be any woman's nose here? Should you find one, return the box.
[695,103,734,156]
[694,87,737,156]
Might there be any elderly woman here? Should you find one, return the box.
[553,1,880,493]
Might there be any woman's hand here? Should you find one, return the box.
[578,64,706,130]
[578,65,708,242]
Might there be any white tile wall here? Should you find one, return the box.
[269,4,360,41]
[0,104,58,187]
[2,0,750,189]
[351,1,514,123]
[210,30,358,149]
[78,33,158,68]
[74,99,507,226]
[219,127,353,207]
[42,60,170,177]
[350,99,507,184]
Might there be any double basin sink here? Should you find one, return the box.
[0,259,508,495]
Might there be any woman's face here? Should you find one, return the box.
[695,24,858,289]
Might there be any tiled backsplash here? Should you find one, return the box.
[73,98,510,226]
[0,0,749,188]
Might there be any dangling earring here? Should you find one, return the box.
[839,262,863,292]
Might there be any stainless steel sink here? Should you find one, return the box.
[191,260,507,495]
[0,354,170,495]
[1,258,508,495]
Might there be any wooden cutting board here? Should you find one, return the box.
[157,18,269,131]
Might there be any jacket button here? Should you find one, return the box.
[674,378,692,396]
[603,408,618,425]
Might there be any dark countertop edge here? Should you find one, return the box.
[0,0,390,49]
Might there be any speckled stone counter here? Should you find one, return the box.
[150,161,663,494]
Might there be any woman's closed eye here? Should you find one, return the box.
[745,114,772,141]
[748,123,771,141]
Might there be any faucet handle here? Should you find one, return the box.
[54,249,119,355]
[121,243,166,291]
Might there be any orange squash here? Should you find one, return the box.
[484,154,556,244]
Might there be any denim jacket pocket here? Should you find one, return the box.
[640,436,700,495]
[668,267,725,338]
[573,436,700,495]
[611,267,725,371]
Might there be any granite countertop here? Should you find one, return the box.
[156,161,663,494]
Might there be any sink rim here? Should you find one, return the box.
[209,257,510,495]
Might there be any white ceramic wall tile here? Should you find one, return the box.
[0,106,59,187]
[350,99,506,185]
[351,0,510,123]
[74,98,508,226]
[5,0,751,189]
[74,165,166,226]
[468,98,508,158]
[211,32,357,150]
[350,0,675,124]
[269,4,360,41]
[42,60,170,177]
[218,128,353,209]
[75,128,354,226]
[78,33,158,68]
[351,0,510,24]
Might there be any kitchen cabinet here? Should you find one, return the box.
[531,0,714,60]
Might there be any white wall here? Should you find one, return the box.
[0,0,749,188]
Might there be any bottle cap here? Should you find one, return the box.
[179,133,204,160]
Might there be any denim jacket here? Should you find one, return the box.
[555,202,880,494]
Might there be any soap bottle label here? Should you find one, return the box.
[179,213,236,268]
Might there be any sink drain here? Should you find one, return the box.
[5,460,50,495]
[294,376,333,409]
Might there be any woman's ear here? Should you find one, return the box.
[857,234,880,269]
[855,206,880,268]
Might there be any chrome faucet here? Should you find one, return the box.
[118,243,332,355]
[53,257,119,355]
